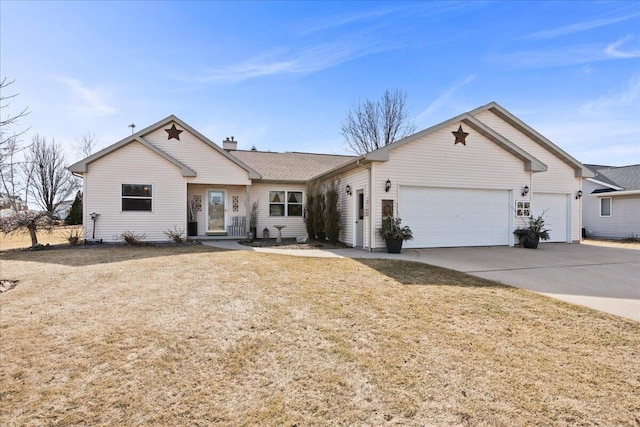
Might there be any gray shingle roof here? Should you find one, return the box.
[229,150,356,181]
[585,164,640,190]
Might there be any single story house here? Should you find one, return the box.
[582,164,640,239]
[68,102,592,250]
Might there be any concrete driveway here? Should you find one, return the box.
[204,241,640,321]
[401,244,640,321]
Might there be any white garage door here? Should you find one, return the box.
[399,186,511,248]
[533,193,569,242]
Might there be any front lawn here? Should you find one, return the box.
[1,245,638,425]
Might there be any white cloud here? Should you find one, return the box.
[581,72,640,112]
[528,74,640,165]
[55,76,118,116]
[193,36,400,84]
[523,11,640,40]
[300,8,398,35]
[494,35,640,69]
[416,75,477,121]
[604,34,640,58]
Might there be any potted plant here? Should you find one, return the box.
[514,214,550,249]
[249,200,259,240]
[187,196,198,237]
[378,215,413,253]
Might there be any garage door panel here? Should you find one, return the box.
[400,187,510,248]
[534,193,568,242]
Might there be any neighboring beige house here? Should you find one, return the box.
[582,164,640,239]
[68,102,592,249]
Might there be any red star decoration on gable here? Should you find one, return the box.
[452,125,469,145]
[165,124,183,140]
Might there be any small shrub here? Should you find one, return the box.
[312,187,326,241]
[305,182,317,239]
[66,228,82,246]
[121,230,147,246]
[324,179,341,244]
[164,226,185,243]
[622,233,639,243]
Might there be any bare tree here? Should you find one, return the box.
[27,135,76,214]
[0,77,30,212]
[75,131,97,159]
[0,77,30,150]
[1,210,53,248]
[341,89,416,155]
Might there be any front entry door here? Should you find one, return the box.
[356,190,364,248]
[207,190,225,233]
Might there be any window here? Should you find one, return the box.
[122,184,152,211]
[600,197,611,217]
[515,201,531,217]
[269,190,303,217]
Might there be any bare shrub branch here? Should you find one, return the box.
[341,89,416,155]
[27,135,77,214]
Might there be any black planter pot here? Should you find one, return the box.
[523,235,540,249]
[385,239,403,254]
[187,222,198,237]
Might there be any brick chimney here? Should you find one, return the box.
[223,136,237,151]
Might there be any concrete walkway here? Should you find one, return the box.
[202,241,640,321]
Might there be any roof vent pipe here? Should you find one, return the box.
[223,136,237,151]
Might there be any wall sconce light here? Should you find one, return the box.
[345,184,352,196]
[576,190,583,199]
[521,185,529,197]
[385,179,392,192]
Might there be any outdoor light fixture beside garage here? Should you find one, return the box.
[576,190,583,199]
[385,179,392,192]
[522,185,529,197]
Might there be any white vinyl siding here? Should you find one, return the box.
[83,141,185,242]
[251,183,307,238]
[372,123,529,249]
[474,110,582,241]
[144,125,251,186]
[330,168,369,248]
[582,180,640,239]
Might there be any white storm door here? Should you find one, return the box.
[207,190,226,233]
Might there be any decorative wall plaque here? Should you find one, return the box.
[452,125,469,145]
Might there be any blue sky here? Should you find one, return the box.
[1,1,639,165]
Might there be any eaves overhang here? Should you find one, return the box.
[359,112,547,173]
[470,102,594,178]
[67,115,262,180]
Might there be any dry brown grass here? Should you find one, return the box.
[1,246,639,426]
[0,225,83,251]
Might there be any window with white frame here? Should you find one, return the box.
[600,197,611,217]
[269,190,303,217]
[122,184,152,211]
[515,201,531,217]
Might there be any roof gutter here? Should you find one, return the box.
[592,189,640,197]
